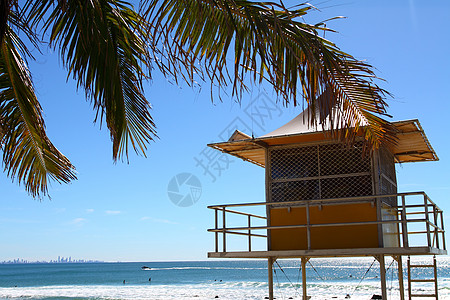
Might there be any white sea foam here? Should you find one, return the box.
[2,258,450,300]
[0,284,263,300]
[0,280,449,300]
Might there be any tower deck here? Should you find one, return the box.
[208,192,446,259]
[209,246,445,259]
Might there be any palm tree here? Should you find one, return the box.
[0,0,395,198]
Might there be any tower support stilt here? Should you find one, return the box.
[394,255,405,300]
[301,257,309,300]
[378,255,387,300]
[268,257,274,300]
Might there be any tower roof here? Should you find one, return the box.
[208,108,438,167]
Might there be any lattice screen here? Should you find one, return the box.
[379,147,396,182]
[378,146,397,206]
[269,141,374,202]
[319,143,371,175]
[270,146,318,180]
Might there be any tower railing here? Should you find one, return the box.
[207,192,445,254]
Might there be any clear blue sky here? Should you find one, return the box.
[1,0,449,262]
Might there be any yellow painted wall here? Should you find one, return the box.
[269,203,379,250]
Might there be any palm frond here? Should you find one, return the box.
[41,0,156,161]
[144,0,396,149]
[0,0,13,46]
[0,24,76,198]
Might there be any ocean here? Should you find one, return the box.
[0,257,449,299]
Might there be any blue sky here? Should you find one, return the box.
[1,0,449,262]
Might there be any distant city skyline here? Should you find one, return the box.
[0,256,102,264]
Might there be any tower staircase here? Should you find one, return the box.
[407,256,439,299]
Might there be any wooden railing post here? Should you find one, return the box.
[222,207,226,252]
[248,215,252,252]
[215,209,218,252]
[424,194,432,248]
[401,195,409,248]
[306,202,311,250]
[376,198,384,247]
[440,211,446,250]
[434,204,440,249]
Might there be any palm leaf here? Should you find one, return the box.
[30,0,157,161]
[0,0,14,46]
[0,23,76,198]
[144,0,397,149]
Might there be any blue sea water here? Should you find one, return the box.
[0,257,449,299]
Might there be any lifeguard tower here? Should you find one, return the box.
[207,107,446,299]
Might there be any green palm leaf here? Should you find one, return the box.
[144,0,396,149]
[2,0,399,198]
[0,0,13,45]
[0,24,76,198]
[35,0,157,160]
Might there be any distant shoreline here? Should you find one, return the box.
[0,257,397,265]
[0,260,103,265]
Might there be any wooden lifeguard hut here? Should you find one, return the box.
[207,106,446,299]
